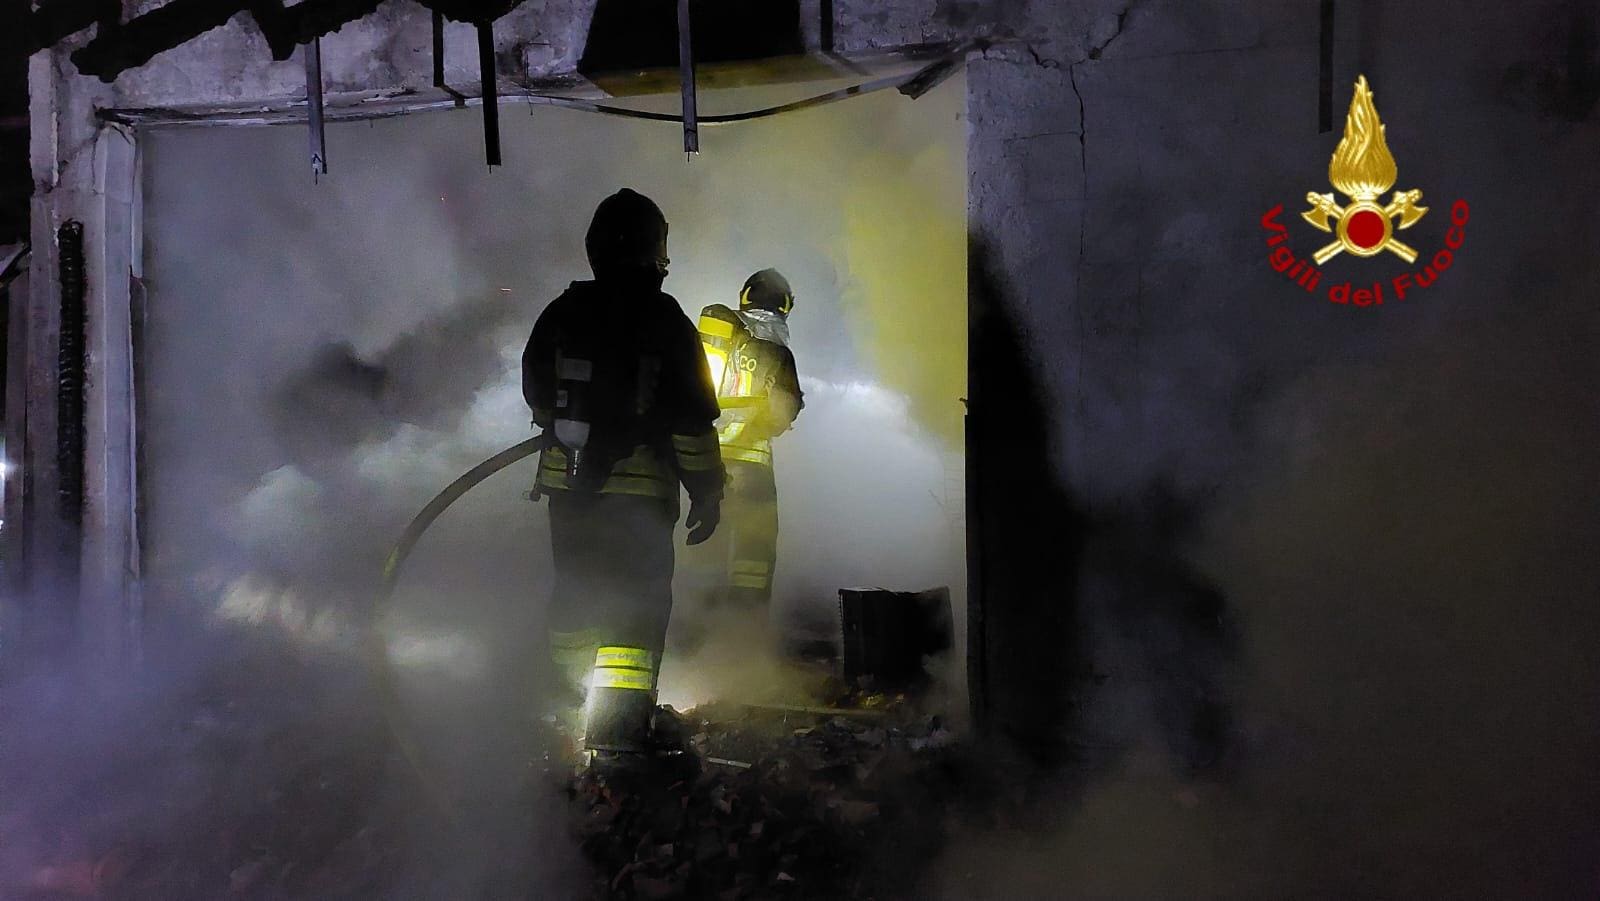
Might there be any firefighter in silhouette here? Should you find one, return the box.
[695,269,804,616]
[522,188,724,757]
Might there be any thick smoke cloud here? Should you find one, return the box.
[1,74,965,893]
[139,72,967,679]
[274,294,520,468]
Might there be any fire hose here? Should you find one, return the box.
[371,434,544,828]
[373,410,760,823]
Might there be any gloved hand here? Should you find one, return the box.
[684,496,721,545]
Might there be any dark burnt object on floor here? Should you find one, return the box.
[839,587,953,695]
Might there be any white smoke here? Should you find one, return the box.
[3,74,969,895]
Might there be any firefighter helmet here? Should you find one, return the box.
[739,268,794,316]
[586,188,670,277]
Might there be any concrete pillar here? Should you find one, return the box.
[23,47,141,668]
[965,50,1089,749]
[24,51,68,655]
[81,124,141,666]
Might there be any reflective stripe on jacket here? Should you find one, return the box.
[697,304,803,470]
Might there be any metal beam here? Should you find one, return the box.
[677,0,698,154]
[898,54,961,99]
[477,22,501,166]
[99,45,969,130]
[432,10,446,87]
[305,37,329,178]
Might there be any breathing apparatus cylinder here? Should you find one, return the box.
[697,312,735,396]
[554,355,597,488]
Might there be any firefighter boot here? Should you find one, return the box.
[583,646,658,760]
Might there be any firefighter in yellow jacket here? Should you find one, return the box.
[696,269,804,613]
[523,189,725,755]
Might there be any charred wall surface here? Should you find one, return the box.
[959,0,1600,896]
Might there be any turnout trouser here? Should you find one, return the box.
[708,460,780,609]
[544,491,677,748]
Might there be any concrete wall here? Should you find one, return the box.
[956,0,1599,895]
[18,0,954,664]
[111,1,596,105]
[965,0,1365,754]
[967,0,1598,721]
[20,2,598,665]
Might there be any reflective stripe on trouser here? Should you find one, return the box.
[546,492,676,748]
[721,443,772,466]
[717,420,772,466]
[585,645,657,752]
[730,559,773,591]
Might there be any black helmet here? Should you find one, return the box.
[739,268,794,315]
[586,189,669,277]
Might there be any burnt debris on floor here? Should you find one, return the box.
[564,697,977,901]
[562,587,978,900]
[8,690,984,900]
[2,591,985,899]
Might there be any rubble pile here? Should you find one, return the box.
[567,701,972,900]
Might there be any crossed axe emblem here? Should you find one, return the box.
[1301,189,1427,265]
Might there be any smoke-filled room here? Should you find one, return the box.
[1,1,1597,899]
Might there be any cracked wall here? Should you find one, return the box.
[961,0,1600,896]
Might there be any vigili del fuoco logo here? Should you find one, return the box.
[1261,76,1469,307]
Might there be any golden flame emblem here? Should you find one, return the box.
[1301,76,1427,264]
